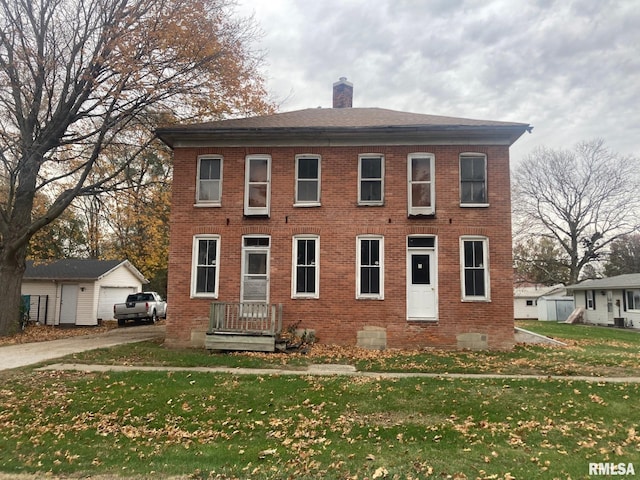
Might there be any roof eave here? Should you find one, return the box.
[156,124,531,149]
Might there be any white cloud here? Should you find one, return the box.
[235,0,640,162]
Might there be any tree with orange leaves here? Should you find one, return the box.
[0,0,274,335]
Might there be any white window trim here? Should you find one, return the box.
[459,153,489,207]
[291,235,320,299]
[358,154,385,206]
[240,235,271,304]
[460,236,490,302]
[244,155,271,216]
[294,154,321,207]
[195,155,223,206]
[356,235,384,300]
[407,152,435,215]
[190,235,220,298]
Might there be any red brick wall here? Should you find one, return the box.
[166,144,515,349]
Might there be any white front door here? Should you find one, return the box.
[407,240,437,320]
[60,284,79,325]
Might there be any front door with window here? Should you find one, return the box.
[407,237,437,320]
[241,236,270,304]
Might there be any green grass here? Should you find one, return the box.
[1,321,640,478]
[1,369,639,479]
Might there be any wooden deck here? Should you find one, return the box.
[205,302,283,352]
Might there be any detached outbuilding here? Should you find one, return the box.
[566,274,640,328]
[21,259,147,326]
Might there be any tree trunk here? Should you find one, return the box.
[0,255,26,336]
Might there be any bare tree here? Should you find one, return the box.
[0,0,272,335]
[513,139,640,285]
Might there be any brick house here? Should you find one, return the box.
[157,78,531,350]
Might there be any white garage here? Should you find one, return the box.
[22,259,148,326]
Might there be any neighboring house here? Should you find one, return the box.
[514,284,569,320]
[156,78,531,350]
[22,259,147,326]
[566,274,640,328]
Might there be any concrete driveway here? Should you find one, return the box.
[0,324,165,372]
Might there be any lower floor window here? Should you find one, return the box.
[192,235,220,297]
[626,290,640,310]
[292,236,319,298]
[357,236,384,299]
[461,237,489,301]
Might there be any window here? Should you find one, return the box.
[357,236,384,299]
[292,236,319,298]
[191,235,220,297]
[461,237,490,301]
[626,290,640,310]
[196,156,222,205]
[460,154,487,205]
[244,155,271,216]
[586,290,596,310]
[295,155,321,205]
[358,155,384,205]
[408,153,434,215]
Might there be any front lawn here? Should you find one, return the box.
[1,369,639,479]
[1,320,639,479]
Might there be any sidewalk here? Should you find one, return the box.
[36,361,640,384]
[0,324,165,371]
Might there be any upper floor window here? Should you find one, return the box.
[191,235,220,298]
[197,156,222,205]
[357,235,384,299]
[408,153,435,215]
[295,155,321,206]
[292,235,319,298]
[244,155,271,216]
[460,236,490,301]
[358,154,384,205]
[460,154,487,206]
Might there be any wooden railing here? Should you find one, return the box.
[208,302,283,336]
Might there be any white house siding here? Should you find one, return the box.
[514,298,538,319]
[575,289,640,328]
[21,281,57,325]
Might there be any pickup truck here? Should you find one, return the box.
[113,291,167,326]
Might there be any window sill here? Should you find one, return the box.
[194,202,221,208]
[191,293,218,299]
[357,296,384,300]
[461,298,491,303]
[293,202,321,208]
[407,318,438,323]
[408,212,436,218]
[460,203,490,208]
[357,202,385,207]
[292,294,319,300]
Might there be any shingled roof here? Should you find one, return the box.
[24,259,147,282]
[156,107,532,148]
[567,273,640,290]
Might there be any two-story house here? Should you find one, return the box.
[157,78,531,350]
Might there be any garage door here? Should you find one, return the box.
[98,287,137,321]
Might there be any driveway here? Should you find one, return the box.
[0,324,165,372]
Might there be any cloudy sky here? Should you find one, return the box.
[234,0,639,165]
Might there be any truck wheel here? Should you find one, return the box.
[118,318,125,327]
[150,311,158,324]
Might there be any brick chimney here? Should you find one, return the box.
[332,77,353,108]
